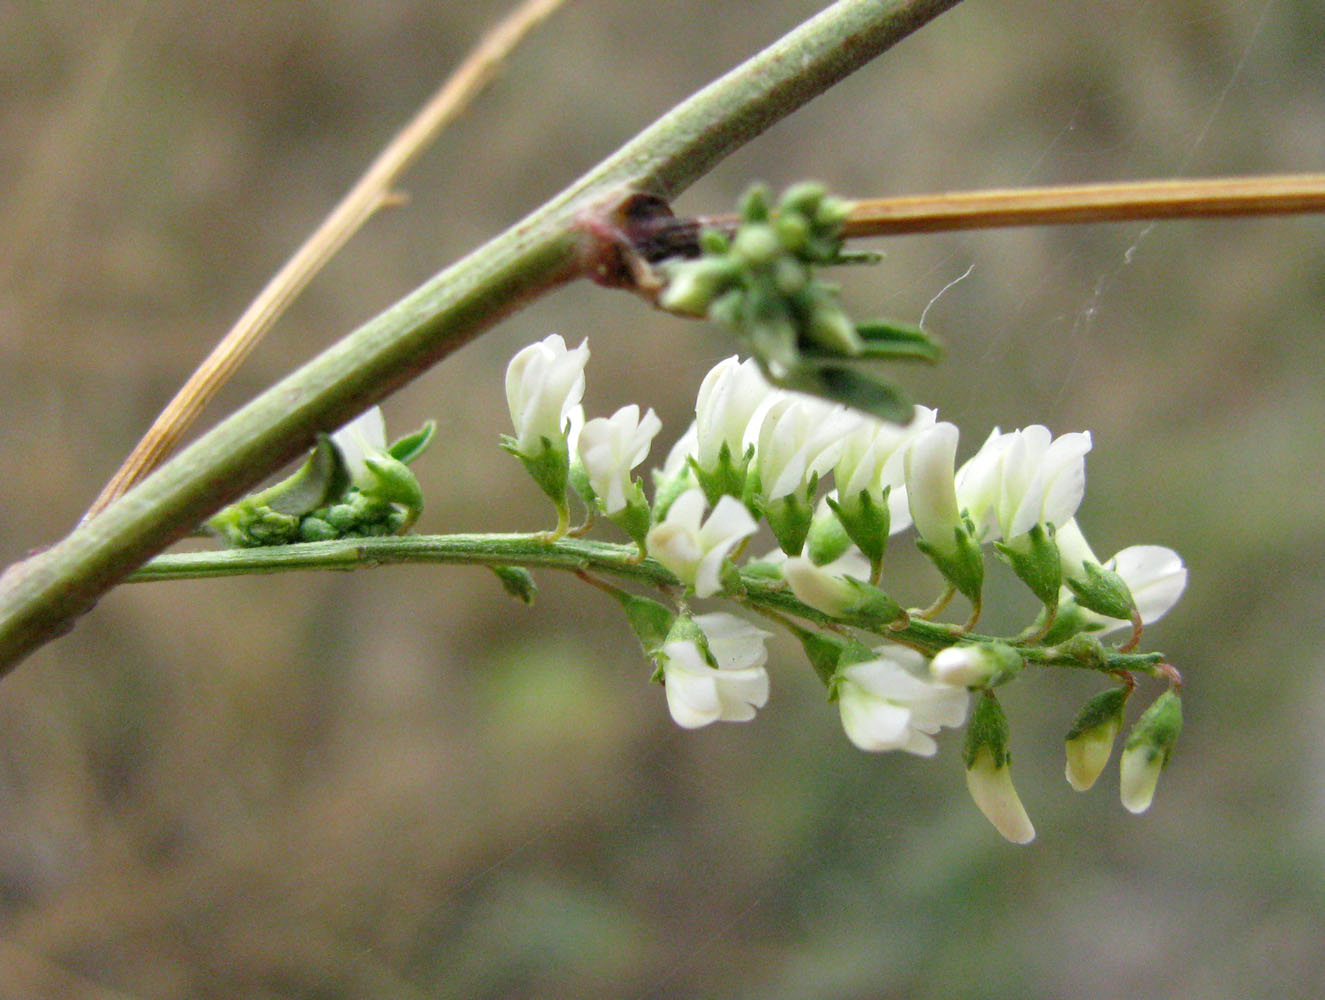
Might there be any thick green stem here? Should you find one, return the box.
[129,533,1158,676]
[0,0,964,672]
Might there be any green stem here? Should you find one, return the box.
[129,533,1157,676]
[0,0,965,673]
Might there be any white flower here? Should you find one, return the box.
[693,356,773,474]
[752,394,859,501]
[646,488,758,597]
[965,748,1036,843]
[956,425,1091,543]
[661,613,771,728]
[577,404,662,514]
[660,421,699,482]
[903,421,964,559]
[836,647,969,756]
[833,405,937,534]
[331,406,389,490]
[504,334,590,456]
[780,548,873,618]
[1057,519,1187,633]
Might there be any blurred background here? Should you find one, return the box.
[2,1,1324,997]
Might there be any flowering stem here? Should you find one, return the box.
[0,0,965,672]
[128,534,1158,675]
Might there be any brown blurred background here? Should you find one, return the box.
[2,1,1325,997]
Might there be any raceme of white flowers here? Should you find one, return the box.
[497,334,1189,843]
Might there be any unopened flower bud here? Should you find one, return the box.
[1063,687,1129,792]
[1119,689,1182,814]
[930,641,1022,689]
[963,692,1035,844]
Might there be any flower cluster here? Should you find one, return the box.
[207,407,434,547]
[503,336,1188,842]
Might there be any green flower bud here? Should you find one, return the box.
[1119,690,1182,814]
[1064,686,1129,791]
[963,691,1035,844]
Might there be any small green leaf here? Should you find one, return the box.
[388,420,437,465]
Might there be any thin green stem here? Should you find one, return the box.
[129,533,1157,675]
[0,0,965,672]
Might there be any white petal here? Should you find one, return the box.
[905,423,963,558]
[966,750,1036,843]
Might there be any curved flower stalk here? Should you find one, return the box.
[660,612,772,728]
[646,487,757,597]
[835,645,970,756]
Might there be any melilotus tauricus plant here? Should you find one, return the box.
[204,183,1187,843]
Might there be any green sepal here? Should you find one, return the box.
[850,320,945,364]
[792,627,846,691]
[1124,690,1183,762]
[838,578,903,625]
[1065,686,1130,742]
[387,420,436,465]
[617,593,677,662]
[763,491,815,557]
[502,433,570,512]
[805,504,852,566]
[916,523,985,605]
[826,637,881,698]
[490,566,537,605]
[689,441,750,507]
[739,559,784,582]
[1066,560,1137,621]
[650,464,695,523]
[361,453,423,522]
[963,690,1012,769]
[827,487,890,571]
[996,523,1063,606]
[608,488,653,551]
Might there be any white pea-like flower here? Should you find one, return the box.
[903,421,964,559]
[646,488,758,597]
[1056,519,1188,633]
[330,406,389,490]
[504,334,590,456]
[693,356,773,475]
[752,394,859,501]
[836,647,969,756]
[833,405,937,534]
[780,548,873,618]
[577,404,662,515]
[661,612,772,729]
[956,425,1091,542]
